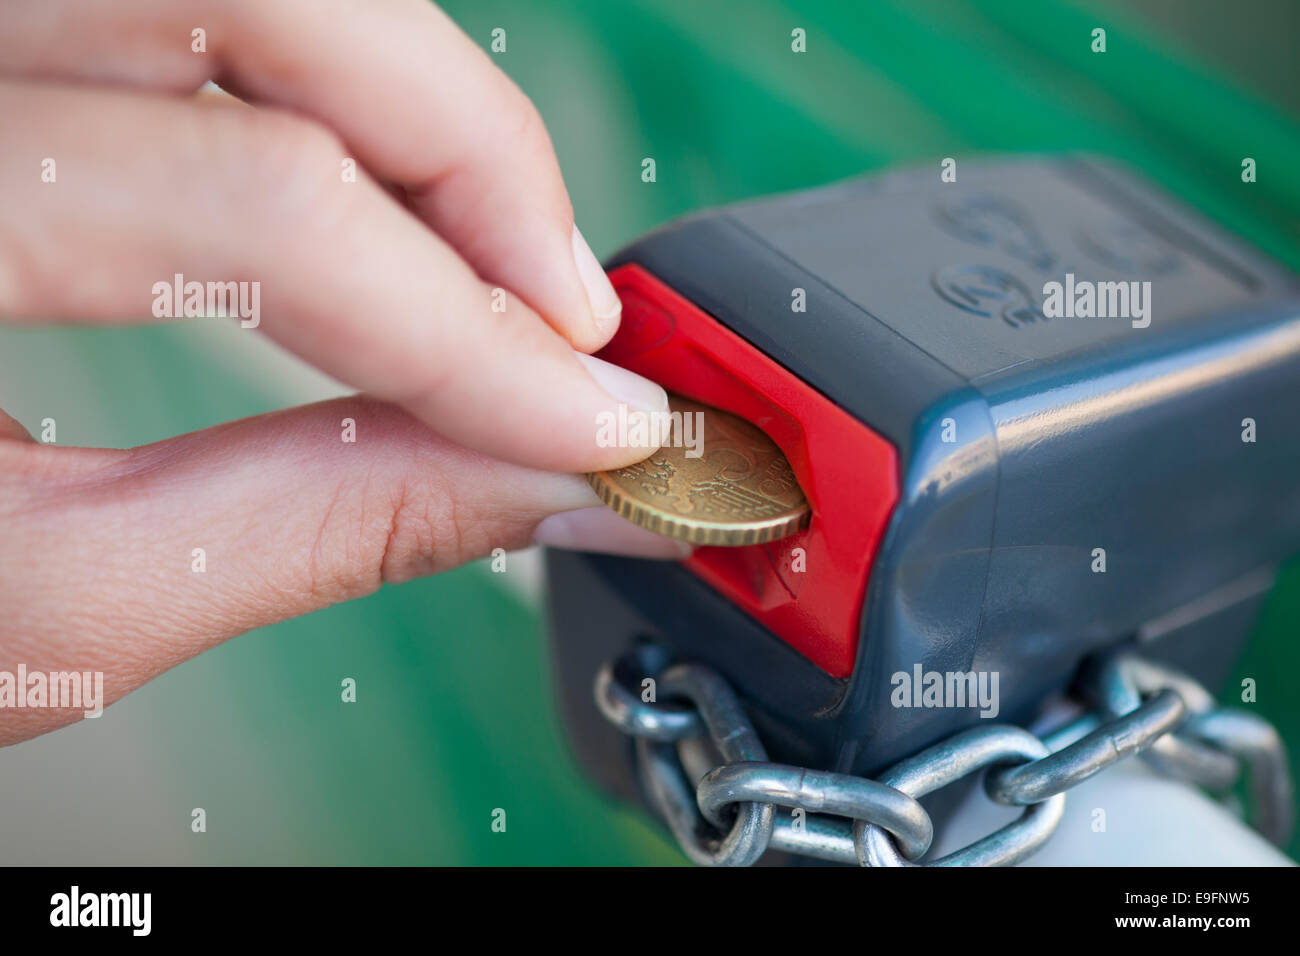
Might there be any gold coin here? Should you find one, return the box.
[587,394,811,547]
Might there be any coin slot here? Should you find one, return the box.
[596,265,900,677]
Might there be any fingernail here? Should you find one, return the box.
[576,352,669,416]
[572,225,622,335]
[533,506,693,560]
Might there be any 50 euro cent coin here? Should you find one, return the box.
[586,394,810,547]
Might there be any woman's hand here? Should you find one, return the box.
[0,0,684,745]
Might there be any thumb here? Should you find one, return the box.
[0,396,687,745]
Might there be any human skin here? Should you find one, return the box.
[0,0,687,745]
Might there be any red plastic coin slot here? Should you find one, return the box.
[597,264,900,678]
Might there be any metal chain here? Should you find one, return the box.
[594,646,1294,866]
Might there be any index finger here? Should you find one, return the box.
[0,81,664,473]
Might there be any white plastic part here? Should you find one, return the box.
[934,757,1294,866]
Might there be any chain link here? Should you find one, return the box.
[593,645,1294,866]
[856,724,1067,866]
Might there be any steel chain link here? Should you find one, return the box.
[594,646,1294,866]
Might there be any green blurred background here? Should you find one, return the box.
[1,0,1297,864]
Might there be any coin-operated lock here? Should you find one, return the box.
[546,156,1300,810]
